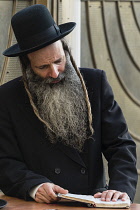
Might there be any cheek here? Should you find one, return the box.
[30,67,43,77]
[59,62,66,73]
[30,63,37,73]
[31,68,39,76]
[35,71,47,78]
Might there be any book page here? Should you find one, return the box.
[59,193,131,206]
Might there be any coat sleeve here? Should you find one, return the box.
[0,95,52,200]
[101,70,138,202]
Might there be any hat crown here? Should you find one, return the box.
[11,4,55,46]
[3,4,76,56]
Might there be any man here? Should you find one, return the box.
[0,4,137,204]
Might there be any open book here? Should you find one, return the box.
[57,193,131,208]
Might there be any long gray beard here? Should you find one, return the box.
[25,54,88,152]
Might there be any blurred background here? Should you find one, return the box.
[0,0,140,203]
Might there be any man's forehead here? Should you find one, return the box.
[27,40,65,64]
[28,41,63,57]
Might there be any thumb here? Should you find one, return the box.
[53,185,68,194]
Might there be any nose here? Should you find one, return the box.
[50,64,59,78]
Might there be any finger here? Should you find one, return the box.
[36,190,59,203]
[119,193,129,201]
[105,190,118,201]
[101,190,116,201]
[94,192,102,198]
[47,192,59,202]
[111,192,122,202]
[37,184,57,202]
[53,185,68,194]
[35,193,50,203]
[43,185,58,201]
[100,191,109,201]
[37,185,48,197]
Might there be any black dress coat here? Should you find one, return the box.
[0,68,137,201]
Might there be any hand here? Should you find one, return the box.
[35,182,68,203]
[94,190,129,202]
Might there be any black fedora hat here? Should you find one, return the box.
[3,4,76,57]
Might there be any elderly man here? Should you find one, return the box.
[0,4,137,204]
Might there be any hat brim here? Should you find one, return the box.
[3,22,76,57]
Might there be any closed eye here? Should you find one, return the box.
[54,58,62,64]
[38,65,49,70]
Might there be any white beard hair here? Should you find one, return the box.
[26,53,89,152]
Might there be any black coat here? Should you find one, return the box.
[0,68,137,201]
